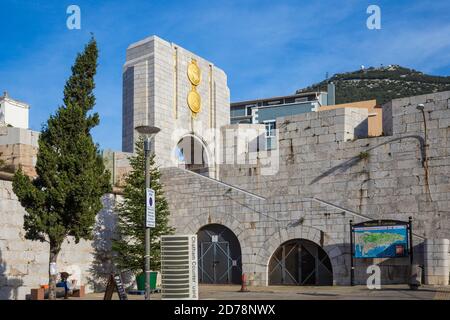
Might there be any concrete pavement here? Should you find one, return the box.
[74,284,450,300]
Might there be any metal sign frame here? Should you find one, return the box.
[103,273,128,300]
[349,217,413,286]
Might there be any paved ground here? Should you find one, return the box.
[74,284,450,300]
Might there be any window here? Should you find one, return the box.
[264,120,276,137]
[230,105,246,118]
[285,97,295,104]
[264,120,277,150]
[245,105,255,116]
[295,97,308,103]
[268,100,281,105]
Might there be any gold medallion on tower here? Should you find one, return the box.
[187,59,201,86]
[187,59,202,116]
[187,89,201,114]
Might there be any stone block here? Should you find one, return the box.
[318,134,336,144]
[438,118,450,128]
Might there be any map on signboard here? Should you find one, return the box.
[354,225,408,258]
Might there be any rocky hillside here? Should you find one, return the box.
[296,65,450,105]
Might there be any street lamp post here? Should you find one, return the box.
[135,125,160,301]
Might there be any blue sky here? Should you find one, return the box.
[1,0,449,151]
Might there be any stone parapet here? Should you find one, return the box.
[424,239,450,285]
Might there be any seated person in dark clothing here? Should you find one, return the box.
[56,272,72,299]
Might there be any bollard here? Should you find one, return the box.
[409,264,422,290]
[239,273,249,292]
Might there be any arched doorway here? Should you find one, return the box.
[175,135,209,176]
[197,224,242,284]
[268,239,333,285]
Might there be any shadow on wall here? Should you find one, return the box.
[0,247,24,300]
[309,135,425,185]
[354,118,369,139]
[87,195,117,292]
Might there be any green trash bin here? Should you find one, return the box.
[136,272,158,291]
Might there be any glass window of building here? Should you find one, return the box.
[264,120,277,150]
[264,120,276,137]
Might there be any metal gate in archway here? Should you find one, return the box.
[197,224,242,284]
[268,239,333,285]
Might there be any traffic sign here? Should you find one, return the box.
[146,188,155,228]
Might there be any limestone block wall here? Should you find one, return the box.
[0,127,39,147]
[220,123,266,168]
[382,101,393,136]
[220,92,450,241]
[210,91,450,284]
[160,166,364,286]
[2,90,449,294]
[0,180,118,300]
[0,144,37,177]
[424,239,449,285]
[122,37,155,153]
[102,150,132,187]
[0,127,39,177]
[136,91,449,286]
[160,166,430,286]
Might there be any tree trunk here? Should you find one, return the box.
[48,244,61,300]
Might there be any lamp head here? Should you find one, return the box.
[416,104,425,111]
[135,125,161,138]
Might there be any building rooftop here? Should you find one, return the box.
[0,91,30,109]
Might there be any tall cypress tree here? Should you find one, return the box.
[112,137,174,274]
[12,38,111,300]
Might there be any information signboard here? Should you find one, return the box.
[353,224,409,258]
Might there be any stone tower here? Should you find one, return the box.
[122,36,230,178]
